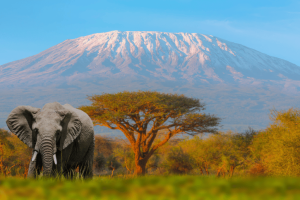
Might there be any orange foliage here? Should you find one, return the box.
[0,129,31,177]
[249,163,266,176]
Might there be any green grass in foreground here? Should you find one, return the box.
[1,176,300,200]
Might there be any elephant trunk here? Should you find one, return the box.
[40,137,54,176]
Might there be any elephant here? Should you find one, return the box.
[6,102,95,179]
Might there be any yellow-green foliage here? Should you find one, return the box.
[113,146,135,174]
[1,176,300,200]
[252,108,300,176]
[162,146,193,174]
[177,130,255,176]
[80,91,220,175]
[177,135,222,175]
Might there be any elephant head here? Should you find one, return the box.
[6,102,81,176]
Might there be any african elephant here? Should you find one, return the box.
[6,102,95,179]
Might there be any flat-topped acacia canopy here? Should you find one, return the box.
[79,90,220,175]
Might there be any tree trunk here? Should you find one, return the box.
[135,159,147,176]
[24,164,29,178]
[204,164,209,175]
[124,158,131,174]
[199,167,204,175]
[111,168,115,177]
[216,168,221,177]
[229,165,235,177]
[110,161,115,177]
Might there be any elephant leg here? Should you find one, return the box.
[56,148,78,179]
[27,154,42,178]
[52,150,64,178]
[51,164,59,178]
[63,165,78,180]
[79,140,94,179]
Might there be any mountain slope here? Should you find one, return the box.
[1,31,300,132]
[1,31,300,88]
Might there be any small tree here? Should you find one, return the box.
[94,153,106,172]
[80,91,220,175]
[179,135,220,175]
[113,147,135,174]
[106,155,121,177]
[163,147,193,174]
[251,108,300,176]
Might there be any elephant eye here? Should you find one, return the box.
[33,128,38,134]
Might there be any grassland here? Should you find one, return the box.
[1,176,300,200]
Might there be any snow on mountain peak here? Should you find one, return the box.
[1,31,300,132]
[0,31,300,86]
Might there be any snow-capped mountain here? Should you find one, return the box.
[1,31,300,132]
[1,31,300,88]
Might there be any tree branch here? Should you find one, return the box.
[120,119,140,133]
[145,131,158,151]
[98,122,117,130]
[145,128,182,160]
[135,132,142,160]
[112,123,136,147]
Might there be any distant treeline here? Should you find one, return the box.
[1,107,300,177]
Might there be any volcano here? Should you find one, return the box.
[1,31,300,132]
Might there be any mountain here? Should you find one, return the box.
[1,30,300,86]
[1,31,300,133]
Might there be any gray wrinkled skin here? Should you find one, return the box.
[6,102,94,179]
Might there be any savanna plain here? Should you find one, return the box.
[1,91,300,199]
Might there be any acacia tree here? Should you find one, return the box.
[79,91,220,175]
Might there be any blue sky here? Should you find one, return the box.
[1,0,300,66]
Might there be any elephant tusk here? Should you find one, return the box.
[53,154,57,165]
[32,151,38,162]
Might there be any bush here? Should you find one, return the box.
[163,147,193,174]
[0,129,31,177]
[106,156,121,171]
[251,108,300,176]
[249,163,266,176]
[94,153,106,171]
[113,146,135,174]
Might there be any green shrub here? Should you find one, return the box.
[163,147,193,174]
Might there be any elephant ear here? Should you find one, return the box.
[6,106,40,148]
[58,109,82,150]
